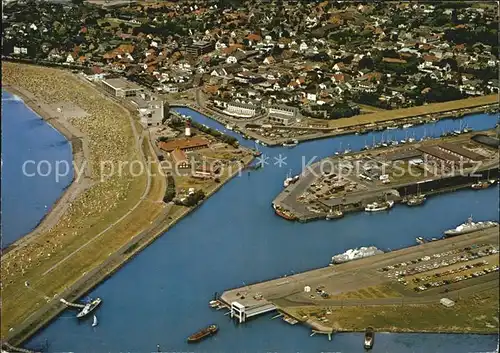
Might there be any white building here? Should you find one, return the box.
[225,102,258,118]
[268,105,297,118]
[102,78,144,98]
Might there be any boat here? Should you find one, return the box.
[187,324,218,343]
[386,125,398,130]
[282,139,298,147]
[273,204,297,221]
[416,237,425,245]
[471,180,491,189]
[443,216,498,237]
[225,124,233,130]
[407,185,426,206]
[209,300,219,308]
[364,200,394,212]
[326,207,344,220]
[402,123,413,129]
[407,195,426,206]
[283,170,299,187]
[92,315,98,327]
[331,247,384,265]
[364,326,374,350]
[76,298,102,318]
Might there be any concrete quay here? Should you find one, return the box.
[217,227,499,333]
[272,131,500,222]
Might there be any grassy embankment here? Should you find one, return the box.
[325,94,498,129]
[1,63,166,338]
[285,287,499,333]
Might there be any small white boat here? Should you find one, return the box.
[386,126,398,130]
[92,315,98,327]
[403,123,413,129]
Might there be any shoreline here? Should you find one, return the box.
[1,85,93,255]
[173,94,497,147]
[6,152,254,346]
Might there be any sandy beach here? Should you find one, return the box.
[2,83,93,255]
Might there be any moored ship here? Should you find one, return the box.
[365,200,394,212]
[282,139,299,147]
[444,216,498,237]
[76,298,102,318]
[330,246,384,265]
[283,170,300,187]
[273,204,297,221]
[471,180,492,190]
[407,194,426,206]
[364,326,375,349]
[326,207,344,220]
[187,324,218,343]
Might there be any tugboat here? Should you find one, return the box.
[364,200,394,212]
[364,326,375,350]
[76,298,102,318]
[187,324,218,343]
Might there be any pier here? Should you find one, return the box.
[217,227,499,333]
[273,131,499,222]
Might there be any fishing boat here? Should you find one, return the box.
[471,180,490,189]
[416,237,426,245]
[365,200,394,212]
[76,298,102,319]
[326,206,344,220]
[407,185,426,206]
[92,315,98,327]
[187,324,218,343]
[282,139,298,147]
[364,327,375,349]
[386,125,398,130]
[407,194,426,206]
[402,123,413,129]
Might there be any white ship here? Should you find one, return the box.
[283,170,299,187]
[76,298,102,318]
[444,216,498,237]
[365,200,394,212]
[403,123,413,129]
[330,246,384,264]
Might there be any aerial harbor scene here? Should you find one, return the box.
[1,1,499,353]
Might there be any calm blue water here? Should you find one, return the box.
[11,105,498,352]
[1,91,73,247]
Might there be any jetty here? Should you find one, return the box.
[216,227,499,334]
[273,130,499,222]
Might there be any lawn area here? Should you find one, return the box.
[286,287,499,333]
[328,95,497,129]
[329,284,403,300]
